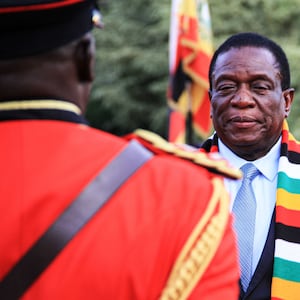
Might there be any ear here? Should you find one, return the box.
[283,88,295,118]
[208,90,213,118]
[74,33,96,82]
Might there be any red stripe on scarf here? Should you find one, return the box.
[277,205,300,227]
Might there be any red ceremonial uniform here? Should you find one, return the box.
[0,100,240,299]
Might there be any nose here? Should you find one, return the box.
[231,86,255,108]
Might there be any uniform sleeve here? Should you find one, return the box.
[188,215,240,299]
[159,176,240,300]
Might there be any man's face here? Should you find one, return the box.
[210,46,294,160]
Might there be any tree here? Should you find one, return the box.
[86,0,170,138]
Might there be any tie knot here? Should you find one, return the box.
[241,163,259,181]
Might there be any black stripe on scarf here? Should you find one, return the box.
[280,143,300,164]
[276,223,300,243]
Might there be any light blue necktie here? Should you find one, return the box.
[232,163,259,292]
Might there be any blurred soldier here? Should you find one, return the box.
[0,1,241,299]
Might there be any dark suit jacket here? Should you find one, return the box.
[239,211,275,300]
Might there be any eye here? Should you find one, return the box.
[251,82,270,94]
[215,83,236,95]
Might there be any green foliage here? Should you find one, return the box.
[86,0,170,138]
[86,0,300,139]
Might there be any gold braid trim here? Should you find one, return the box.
[160,177,230,300]
[134,129,242,180]
[0,100,81,115]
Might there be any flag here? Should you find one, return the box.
[167,0,213,144]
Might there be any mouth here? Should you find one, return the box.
[228,116,258,128]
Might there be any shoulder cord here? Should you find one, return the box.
[0,140,152,300]
[160,177,230,300]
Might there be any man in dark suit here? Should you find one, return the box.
[200,32,300,299]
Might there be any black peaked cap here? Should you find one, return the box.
[0,0,98,59]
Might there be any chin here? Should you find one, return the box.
[226,136,258,149]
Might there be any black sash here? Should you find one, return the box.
[0,140,152,299]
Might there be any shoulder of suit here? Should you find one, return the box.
[125,129,242,180]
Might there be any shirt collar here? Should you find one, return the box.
[218,137,281,182]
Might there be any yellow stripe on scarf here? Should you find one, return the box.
[272,277,300,300]
[277,189,300,211]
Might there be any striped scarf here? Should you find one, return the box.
[272,120,300,299]
[200,120,300,299]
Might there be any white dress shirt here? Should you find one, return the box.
[218,137,280,275]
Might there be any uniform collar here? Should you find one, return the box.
[0,99,88,125]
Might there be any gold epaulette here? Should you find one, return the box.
[134,129,242,180]
[159,177,230,300]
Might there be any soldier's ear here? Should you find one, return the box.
[74,33,96,83]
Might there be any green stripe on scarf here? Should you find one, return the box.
[277,172,300,194]
[273,257,300,282]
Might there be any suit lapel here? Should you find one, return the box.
[243,210,275,298]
